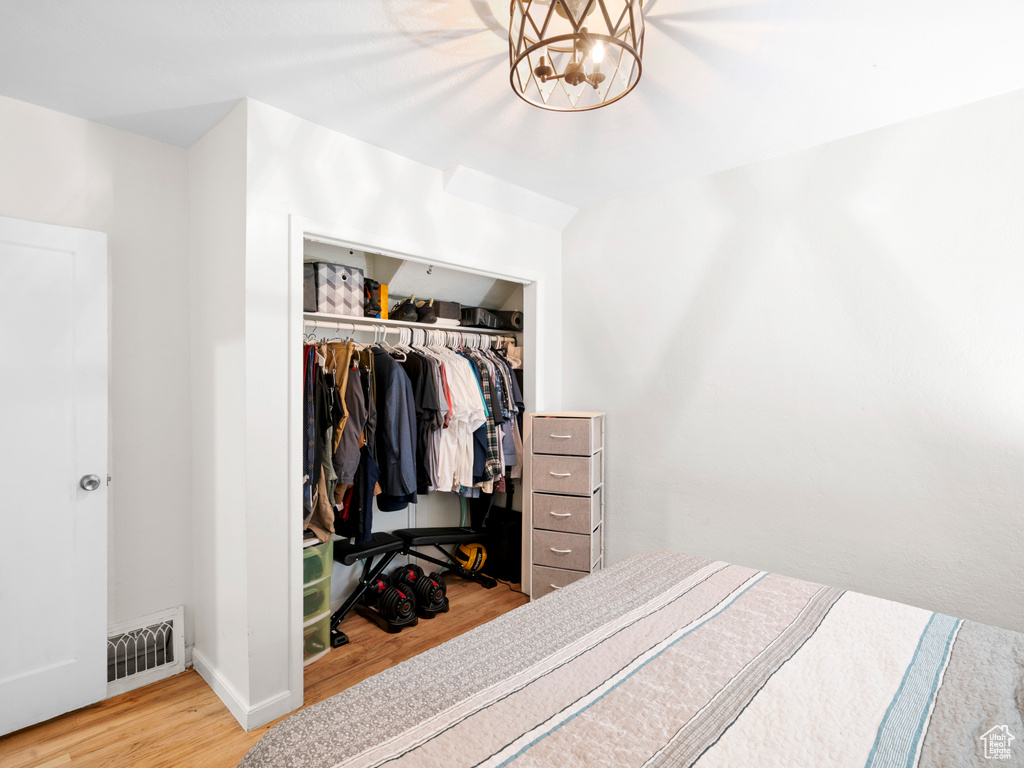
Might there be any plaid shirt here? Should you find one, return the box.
[466,351,503,482]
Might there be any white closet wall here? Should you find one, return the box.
[189,102,251,716]
[190,97,564,730]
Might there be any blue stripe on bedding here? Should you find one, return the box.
[864,612,962,768]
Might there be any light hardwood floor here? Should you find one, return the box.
[0,576,528,768]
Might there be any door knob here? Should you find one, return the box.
[80,474,101,491]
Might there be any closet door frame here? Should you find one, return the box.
[286,214,548,698]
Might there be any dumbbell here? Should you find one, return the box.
[363,577,417,623]
[390,565,448,613]
[389,563,424,589]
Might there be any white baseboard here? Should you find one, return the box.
[191,648,249,728]
[247,687,299,731]
[192,648,300,731]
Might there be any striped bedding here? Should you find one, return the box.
[239,551,1024,768]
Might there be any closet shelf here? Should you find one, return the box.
[303,312,521,336]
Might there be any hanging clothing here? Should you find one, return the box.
[465,350,503,484]
[360,351,377,458]
[304,329,525,542]
[326,341,355,452]
[334,444,382,543]
[399,351,443,495]
[334,361,367,486]
[302,345,317,520]
[433,348,486,493]
[372,348,418,511]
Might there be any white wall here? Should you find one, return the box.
[238,99,564,725]
[187,102,252,716]
[0,95,194,642]
[562,88,1024,633]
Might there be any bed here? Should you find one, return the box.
[239,551,1024,767]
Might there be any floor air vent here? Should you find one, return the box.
[106,605,186,696]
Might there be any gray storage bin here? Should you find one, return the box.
[312,262,364,316]
[303,263,317,313]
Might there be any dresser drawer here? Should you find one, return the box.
[532,565,588,599]
[533,490,601,535]
[533,416,602,456]
[532,530,592,571]
[532,453,602,496]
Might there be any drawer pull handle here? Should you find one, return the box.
[550,434,572,439]
[550,548,572,554]
[550,584,563,590]
[549,512,572,517]
[549,472,572,477]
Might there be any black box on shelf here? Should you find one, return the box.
[433,300,461,324]
[461,306,516,331]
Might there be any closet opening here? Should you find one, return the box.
[290,225,539,700]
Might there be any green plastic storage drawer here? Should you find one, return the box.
[303,613,330,664]
[303,579,331,623]
[303,540,333,585]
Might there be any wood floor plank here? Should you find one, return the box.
[31,755,71,768]
[0,577,527,768]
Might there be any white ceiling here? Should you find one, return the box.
[2,0,1024,207]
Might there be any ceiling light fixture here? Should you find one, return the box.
[509,0,645,112]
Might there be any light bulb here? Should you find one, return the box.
[592,41,604,64]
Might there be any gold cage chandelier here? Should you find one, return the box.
[509,0,645,112]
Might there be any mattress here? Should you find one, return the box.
[239,551,1024,767]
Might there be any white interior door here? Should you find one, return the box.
[0,215,108,736]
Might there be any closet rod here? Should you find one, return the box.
[302,313,520,337]
[303,318,514,346]
[303,318,360,333]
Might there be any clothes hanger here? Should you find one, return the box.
[385,326,408,361]
[395,327,411,351]
[331,322,355,344]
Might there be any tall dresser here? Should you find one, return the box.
[525,412,605,599]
